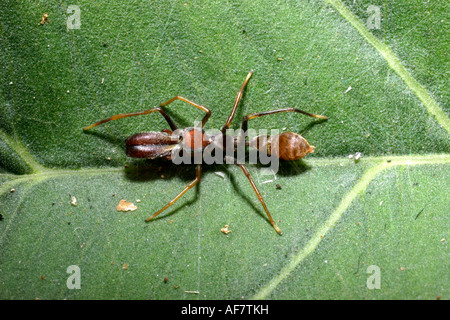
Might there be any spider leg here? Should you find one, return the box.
[236,164,282,235]
[84,95,211,131]
[145,164,202,222]
[221,70,253,134]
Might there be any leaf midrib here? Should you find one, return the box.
[2,153,449,186]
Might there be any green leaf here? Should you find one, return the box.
[1,0,448,299]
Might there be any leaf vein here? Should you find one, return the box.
[251,154,449,299]
[325,0,450,133]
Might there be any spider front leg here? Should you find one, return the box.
[83,95,211,131]
[83,106,178,131]
[159,95,211,128]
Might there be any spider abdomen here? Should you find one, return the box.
[249,132,315,161]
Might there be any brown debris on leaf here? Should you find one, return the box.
[116,199,137,212]
[221,225,231,235]
[38,13,49,25]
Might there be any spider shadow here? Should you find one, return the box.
[83,114,325,228]
[298,117,327,136]
[123,157,312,230]
[214,158,312,231]
[123,159,201,223]
[84,128,200,222]
[83,129,127,153]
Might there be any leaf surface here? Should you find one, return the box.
[0,0,448,299]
